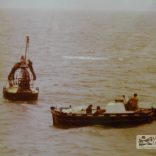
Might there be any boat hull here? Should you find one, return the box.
[50,107,156,128]
[3,86,39,101]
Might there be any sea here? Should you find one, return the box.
[0,9,156,156]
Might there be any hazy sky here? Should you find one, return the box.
[0,0,155,11]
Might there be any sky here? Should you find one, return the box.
[0,0,156,11]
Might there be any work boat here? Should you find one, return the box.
[50,102,156,128]
[3,36,39,101]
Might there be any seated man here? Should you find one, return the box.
[86,104,93,114]
[125,93,138,111]
[93,106,105,116]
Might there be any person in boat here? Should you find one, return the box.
[125,93,138,111]
[93,106,105,116]
[115,95,128,104]
[122,95,129,104]
[86,104,93,114]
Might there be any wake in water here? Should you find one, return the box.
[63,56,109,61]
[63,56,125,62]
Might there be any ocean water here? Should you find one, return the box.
[0,10,156,156]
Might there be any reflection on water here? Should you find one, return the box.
[0,10,156,156]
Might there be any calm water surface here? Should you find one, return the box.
[0,10,156,156]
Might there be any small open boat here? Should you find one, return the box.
[50,102,156,128]
[3,36,39,101]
